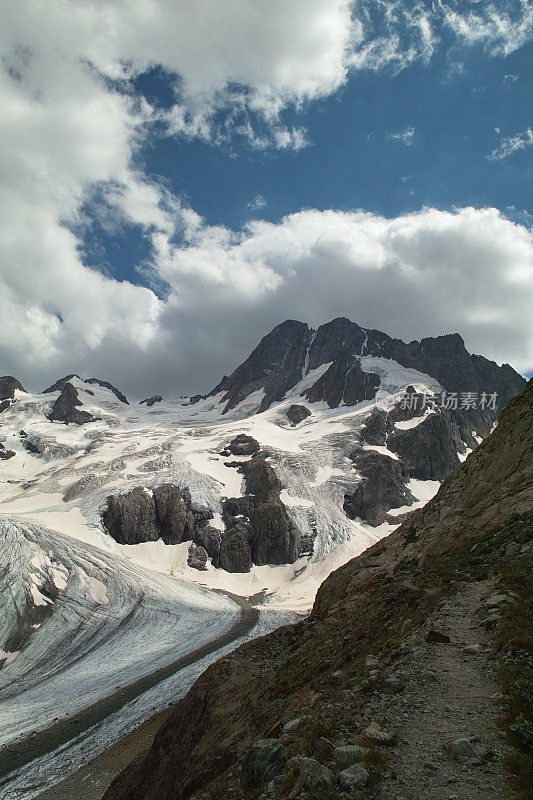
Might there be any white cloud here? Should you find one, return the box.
[387,126,415,145]
[140,206,533,394]
[248,195,268,212]
[488,128,533,161]
[1,1,533,397]
[440,0,533,57]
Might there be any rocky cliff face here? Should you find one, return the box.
[102,484,211,546]
[47,383,93,425]
[343,450,413,525]
[0,375,26,413]
[102,380,532,800]
[0,376,26,401]
[218,454,301,570]
[101,455,301,572]
[198,317,525,430]
[304,355,380,408]
[208,320,312,413]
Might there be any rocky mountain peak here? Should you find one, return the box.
[208,319,312,413]
[42,374,81,394]
[199,317,525,425]
[0,376,26,414]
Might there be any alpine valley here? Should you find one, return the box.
[0,317,529,800]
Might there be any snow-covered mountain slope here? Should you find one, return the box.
[0,318,526,797]
[0,318,525,609]
[0,369,443,608]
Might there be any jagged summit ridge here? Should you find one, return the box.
[201,317,525,428]
[42,375,129,404]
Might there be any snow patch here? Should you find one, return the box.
[394,408,435,430]
[362,444,399,460]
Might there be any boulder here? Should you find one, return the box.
[332,744,369,768]
[287,757,333,797]
[425,630,451,644]
[314,737,335,763]
[383,674,405,693]
[286,405,311,426]
[338,763,368,790]
[446,736,484,761]
[365,722,395,745]
[187,544,208,571]
[241,739,287,789]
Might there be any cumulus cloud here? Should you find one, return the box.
[488,127,533,162]
[147,207,533,388]
[7,205,532,399]
[1,1,533,397]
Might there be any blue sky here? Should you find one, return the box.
[1,1,532,397]
[81,32,533,287]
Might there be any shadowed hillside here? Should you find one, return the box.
[101,379,531,799]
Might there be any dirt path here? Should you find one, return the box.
[0,593,258,791]
[376,579,511,800]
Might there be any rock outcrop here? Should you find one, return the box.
[359,408,390,445]
[103,381,532,800]
[187,543,208,571]
[100,460,299,573]
[304,355,380,408]
[0,376,26,401]
[102,484,210,546]
[285,404,311,426]
[343,450,413,525]
[388,413,461,481]
[47,384,93,425]
[223,434,260,456]
[219,522,253,573]
[0,443,15,460]
[42,374,81,394]
[140,395,163,407]
[219,455,301,571]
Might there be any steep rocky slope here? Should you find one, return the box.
[202,317,525,431]
[103,380,532,800]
